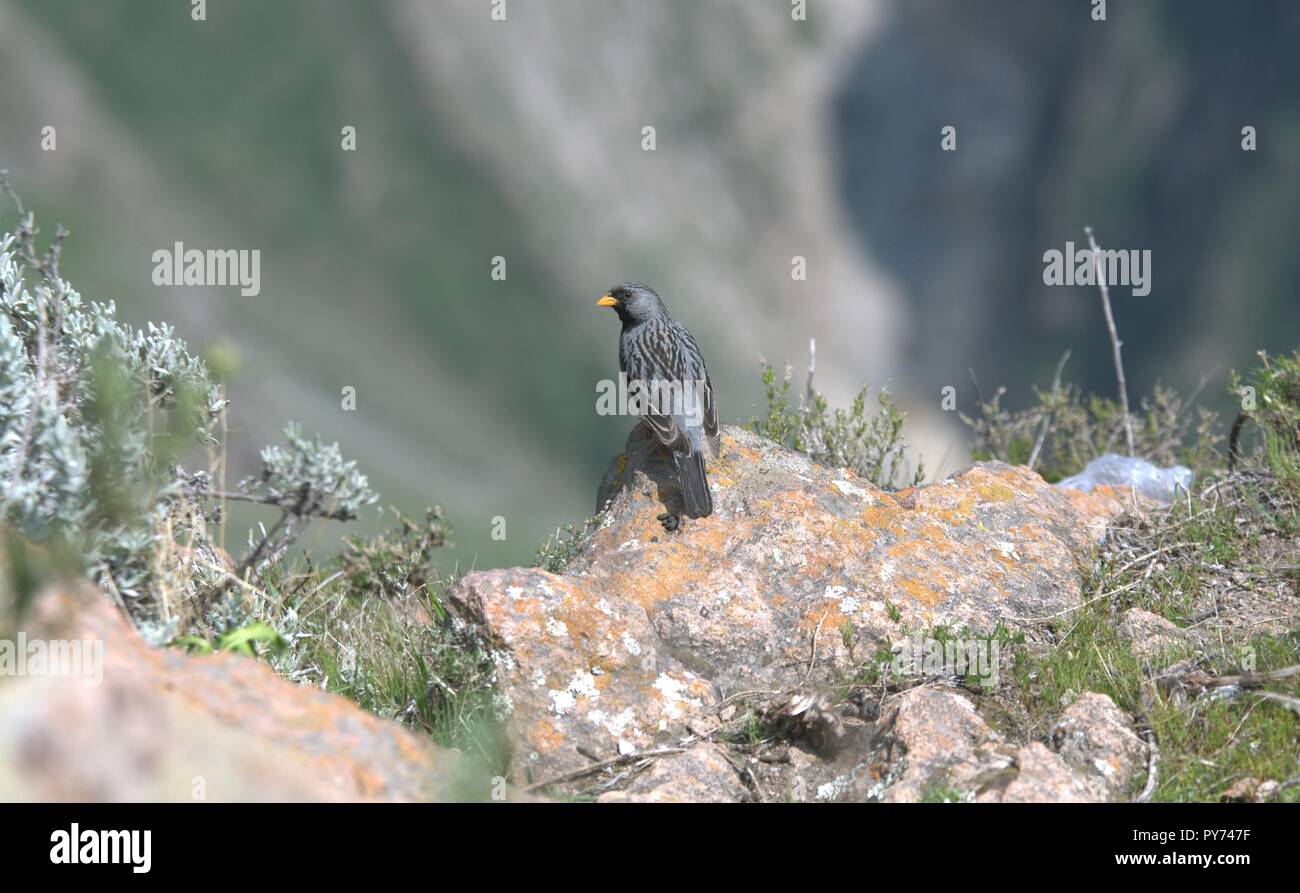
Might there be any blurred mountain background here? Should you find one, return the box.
[1,0,1297,569]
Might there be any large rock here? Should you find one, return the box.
[449,425,1134,796]
[585,425,1126,694]
[0,583,503,801]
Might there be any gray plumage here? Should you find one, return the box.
[600,283,719,518]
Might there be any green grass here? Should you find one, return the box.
[1233,349,1300,496]
[189,507,511,775]
[1013,615,1300,802]
[534,512,605,574]
[748,359,923,489]
[1148,637,1300,802]
[786,346,1300,802]
[921,780,972,803]
[1004,467,1300,801]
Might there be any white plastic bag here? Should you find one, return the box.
[1054,453,1192,504]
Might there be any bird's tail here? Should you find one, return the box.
[674,450,713,518]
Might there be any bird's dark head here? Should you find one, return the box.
[596,282,667,325]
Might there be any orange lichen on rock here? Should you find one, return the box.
[448,426,1139,792]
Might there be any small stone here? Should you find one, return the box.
[1051,693,1146,801]
[787,747,819,772]
[1117,608,1193,661]
[686,716,720,738]
[1221,778,1261,802]
[1254,780,1280,802]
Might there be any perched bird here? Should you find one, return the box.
[597,283,719,521]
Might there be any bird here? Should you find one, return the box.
[597,283,719,523]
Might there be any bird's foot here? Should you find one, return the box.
[656,512,682,533]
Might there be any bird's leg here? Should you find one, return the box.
[656,512,682,533]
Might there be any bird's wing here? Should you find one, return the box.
[675,323,720,458]
[620,321,692,454]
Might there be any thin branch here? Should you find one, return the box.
[194,557,271,599]
[0,169,25,215]
[1136,727,1159,802]
[1084,226,1134,456]
[1176,364,1220,421]
[1110,541,1197,579]
[805,337,816,404]
[1250,690,1300,716]
[1180,663,1300,691]
[803,608,830,683]
[522,747,686,793]
[235,510,293,580]
[212,490,355,522]
[967,367,986,410]
[1028,349,1071,472]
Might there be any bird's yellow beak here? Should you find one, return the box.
[596,294,618,308]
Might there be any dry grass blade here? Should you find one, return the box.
[1250,691,1300,716]
[1181,664,1300,690]
[522,747,686,793]
[1029,349,1071,472]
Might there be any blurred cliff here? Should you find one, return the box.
[1,0,1296,567]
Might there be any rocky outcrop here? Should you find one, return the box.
[0,583,504,801]
[447,424,1143,800]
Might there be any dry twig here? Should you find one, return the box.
[1084,226,1135,456]
[522,747,686,793]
